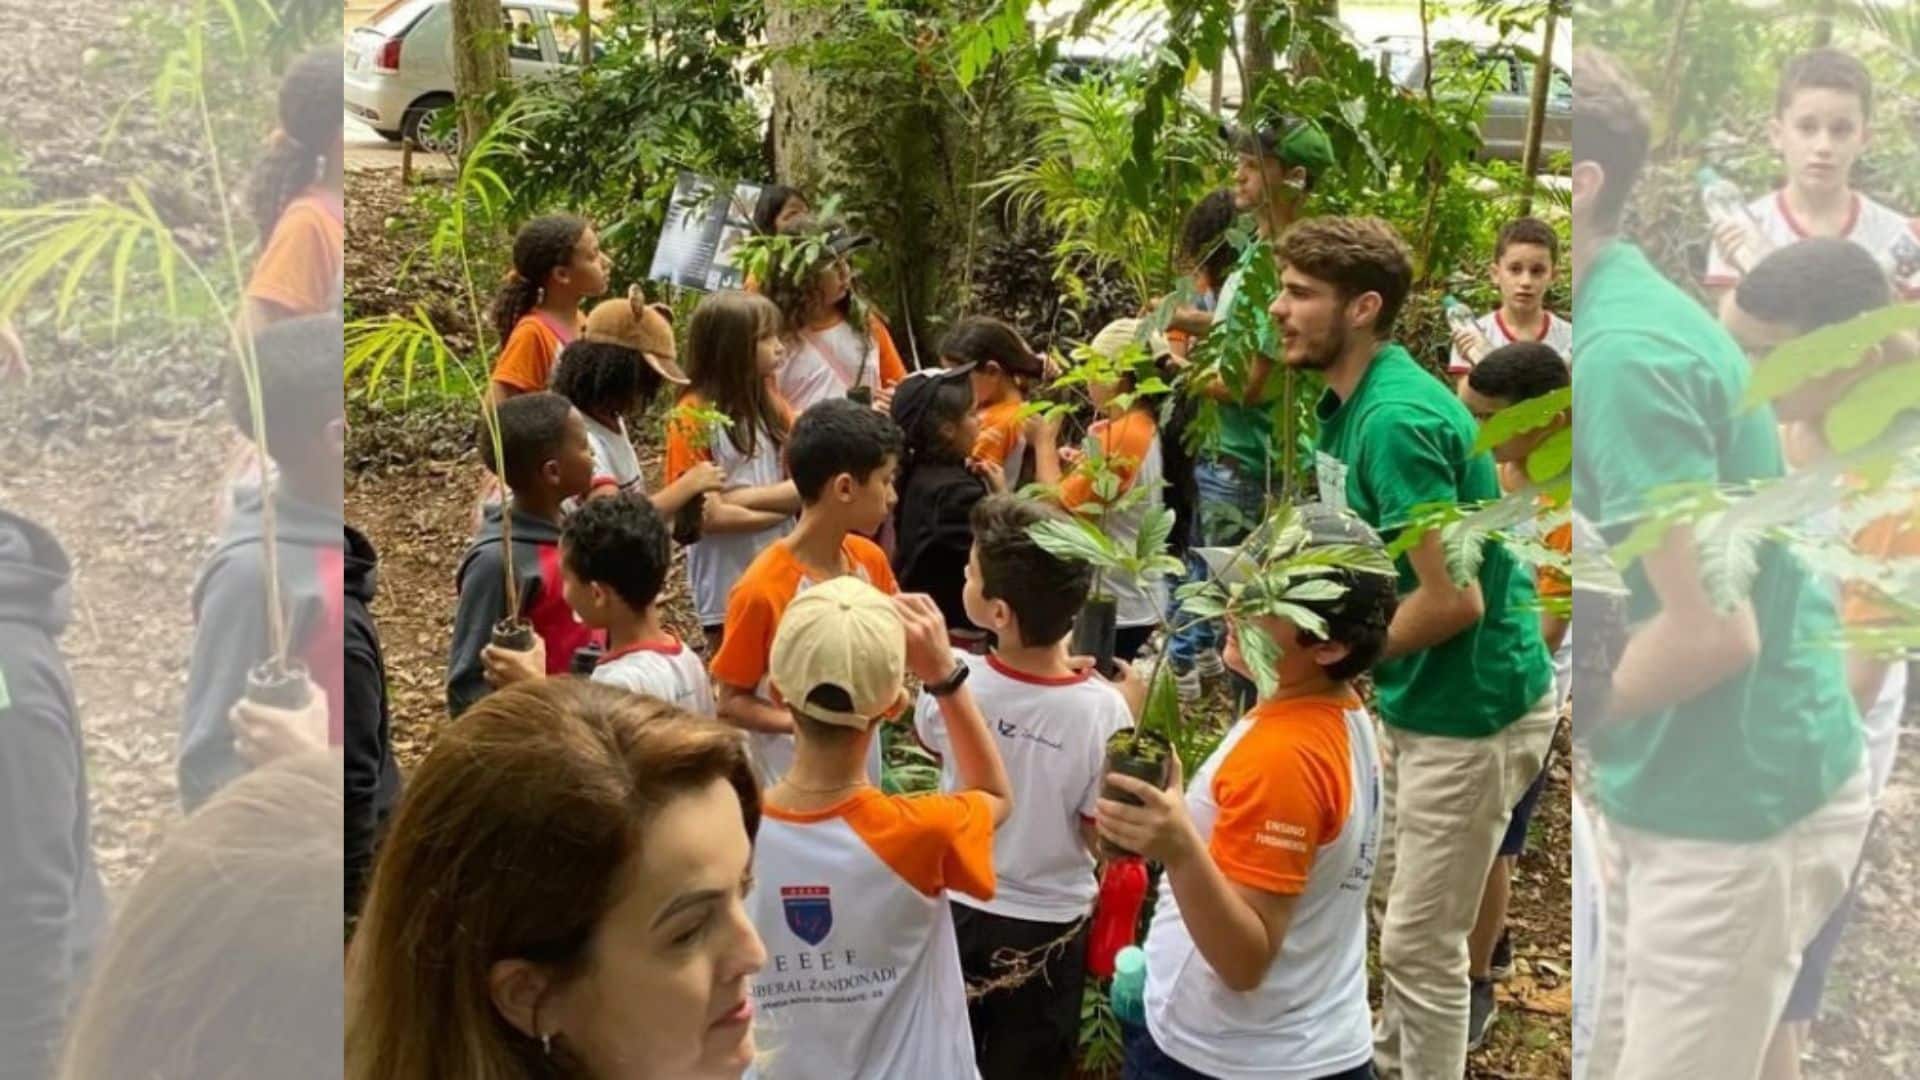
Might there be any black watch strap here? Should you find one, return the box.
[927,660,970,698]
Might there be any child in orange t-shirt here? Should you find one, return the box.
[244,46,343,328]
[486,214,611,401]
[710,398,905,786]
[937,315,1049,483]
[745,578,1011,1078]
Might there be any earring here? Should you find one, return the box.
[541,1032,553,1057]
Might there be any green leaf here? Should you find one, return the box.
[1235,619,1283,700]
[1471,386,1570,456]
[1136,505,1175,564]
[1282,578,1348,602]
[1822,358,1920,454]
[1028,519,1123,570]
[1745,303,1920,408]
[1525,426,1573,485]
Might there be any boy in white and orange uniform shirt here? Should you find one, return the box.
[1096,504,1398,1080]
[745,577,1013,1079]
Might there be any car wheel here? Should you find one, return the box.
[402,94,460,156]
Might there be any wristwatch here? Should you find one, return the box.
[926,661,971,698]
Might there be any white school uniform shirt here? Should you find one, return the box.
[685,421,791,627]
[1703,188,1920,298]
[913,652,1133,922]
[777,319,883,415]
[1143,693,1381,1079]
[1446,309,1573,375]
[745,788,995,1080]
[590,637,714,716]
[582,413,646,496]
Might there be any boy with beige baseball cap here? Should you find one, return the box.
[743,576,1012,1078]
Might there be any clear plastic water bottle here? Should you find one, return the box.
[1887,229,1920,294]
[1110,945,1147,1028]
[1699,168,1767,270]
[1443,295,1489,365]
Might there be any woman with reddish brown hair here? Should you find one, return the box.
[346,680,767,1079]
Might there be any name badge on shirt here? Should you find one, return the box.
[1315,451,1350,513]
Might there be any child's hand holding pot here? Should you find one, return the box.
[482,637,547,688]
[1096,754,1198,867]
[229,682,329,766]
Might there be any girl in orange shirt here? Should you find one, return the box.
[486,214,610,402]
[937,315,1048,482]
[242,45,343,330]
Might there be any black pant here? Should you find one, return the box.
[1122,1020,1375,1079]
[952,902,1090,1080]
[1115,625,1154,663]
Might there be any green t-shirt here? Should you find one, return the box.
[1210,269,1279,476]
[1314,342,1553,738]
[1572,240,1861,843]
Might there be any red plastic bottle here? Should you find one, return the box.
[1087,856,1149,979]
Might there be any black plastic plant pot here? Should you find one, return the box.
[570,641,605,676]
[672,492,707,547]
[1101,727,1174,858]
[1072,598,1119,679]
[245,658,312,710]
[846,385,874,407]
[491,618,535,652]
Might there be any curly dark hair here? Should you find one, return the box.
[552,340,662,423]
[1180,189,1241,289]
[761,214,869,352]
[247,45,341,237]
[489,214,589,346]
[561,494,672,612]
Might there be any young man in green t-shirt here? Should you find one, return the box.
[1570,48,1869,1080]
[1269,215,1558,1080]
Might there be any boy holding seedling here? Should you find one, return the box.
[180,314,348,812]
[1703,47,1918,300]
[1446,217,1573,380]
[1095,503,1396,1080]
[745,578,1011,1078]
[445,391,599,718]
[1457,341,1573,1047]
[711,398,903,785]
[913,493,1135,1080]
[558,494,715,717]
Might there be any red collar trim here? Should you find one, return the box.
[986,652,1089,686]
[597,636,685,665]
[1776,189,1860,240]
[1494,309,1551,344]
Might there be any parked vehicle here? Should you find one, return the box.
[344,0,599,152]
[1375,37,1570,166]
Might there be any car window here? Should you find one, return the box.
[366,0,435,35]
[504,7,546,62]
[1514,60,1574,103]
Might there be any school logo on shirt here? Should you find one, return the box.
[782,885,834,946]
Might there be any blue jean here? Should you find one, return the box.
[1167,458,1267,677]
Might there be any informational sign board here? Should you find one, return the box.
[647,171,764,293]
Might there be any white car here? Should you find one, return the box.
[345,0,596,151]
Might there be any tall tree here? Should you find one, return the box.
[450,0,508,152]
[1518,1,1559,210]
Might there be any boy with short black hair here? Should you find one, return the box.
[560,493,714,715]
[1097,503,1397,1079]
[1704,47,1917,299]
[711,398,904,783]
[181,313,347,811]
[914,493,1133,1079]
[1448,217,1573,379]
[445,391,600,717]
[745,579,1012,1078]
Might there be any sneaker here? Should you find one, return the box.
[1175,664,1203,706]
[1490,928,1513,982]
[1467,977,1498,1051]
[1194,648,1227,681]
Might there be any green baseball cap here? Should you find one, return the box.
[1222,114,1337,173]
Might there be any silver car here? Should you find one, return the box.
[1380,37,1571,166]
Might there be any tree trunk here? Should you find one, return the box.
[450,0,508,151]
[579,1,592,69]
[1517,3,1558,213]
[1243,1,1274,109]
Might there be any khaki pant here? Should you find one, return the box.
[1372,692,1558,1080]
[1583,765,1871,1080]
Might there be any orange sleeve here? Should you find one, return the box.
[245,202,339,317]
[709,568,783,691]
[664,398,713,485]
[1206,718,1348,896]
[490,318,559,393]
[971,402,1021,467]
[1843,510,1920,626]
[1059,413,1154,511]
[850,537,899,595]
[1539,521,1573,599]
[845,791,996,900]
[870,313,907,386]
